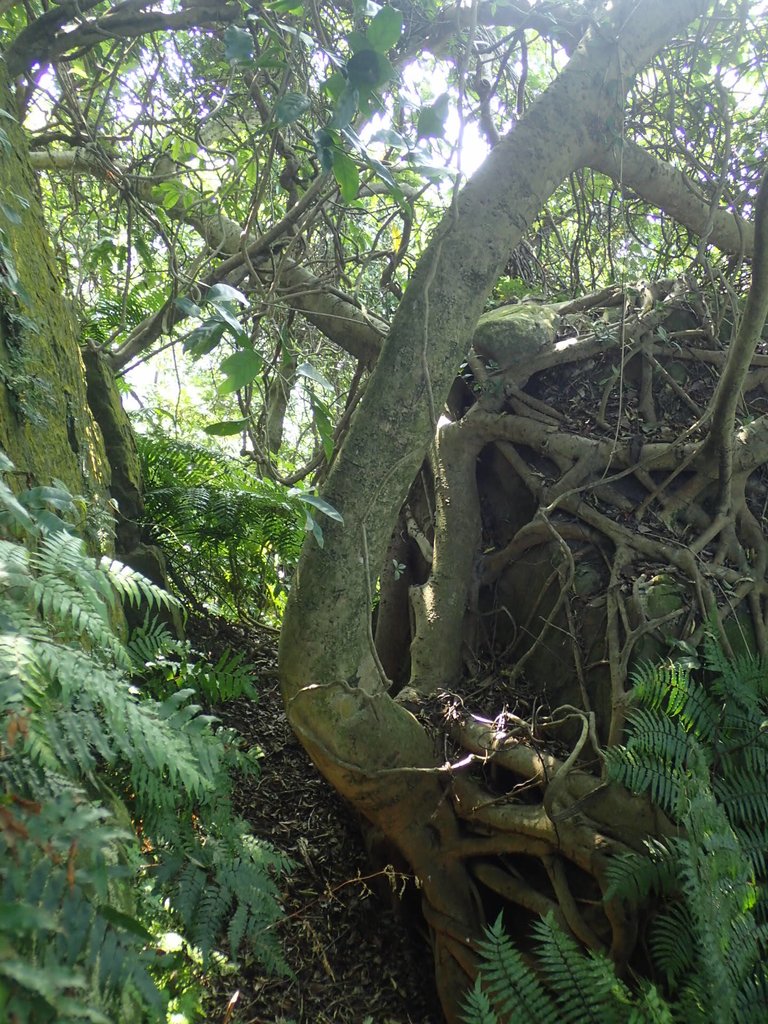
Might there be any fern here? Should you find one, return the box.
[0,460,290,1022]
[136,433,304,620]
[465,643,768,1024]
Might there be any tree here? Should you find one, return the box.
[3,0,768,1020]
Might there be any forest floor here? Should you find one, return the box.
[192,616,441,1024]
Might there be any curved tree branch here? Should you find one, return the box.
[28,148,386,367]
[589,139,754,256]
[6,2,239,77]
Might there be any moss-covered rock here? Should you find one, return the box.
[473,302,560,372]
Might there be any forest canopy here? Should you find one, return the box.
[3,0,768,1021]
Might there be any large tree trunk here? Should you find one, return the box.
[0,64,110,503]
[279,2,715,1019]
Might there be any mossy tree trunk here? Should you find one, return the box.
[0,64,110,505]
[0,65,156,569]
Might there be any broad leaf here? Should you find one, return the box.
[207,283,247,305]
[314,128,336,172]
[275,92,311,125]
[218,349,264,395]
[366,6,403,51]
[331,149,360,201]
[330,83,359,129]
[175,296,201,317]
[417,93,450,140]
[183,320,226,358]
[209,303,247,340]
[290,489,344,523]
[224,26,253,63]
[203,418,251,436]
[297,362,334,390]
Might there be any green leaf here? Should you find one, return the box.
[183,320,226,358]
[291,490,344,523]
[346,30,370,53]
[275,91,311,125]
[218,349,264,395]
[345,49,384,88]
[0,480,35,532]
[417,93,450,140]
[297,362,334,390]
[0,202,21,225]
[209,304,246,340]
[323,71,347,102]
[314,128,336,172]
[362,152,408,207]
[175,296,201,317]
[330,83,359,130]
[207,283,247,305]
[203,418,250,436]
[331,149,360,201]
[224,25,253,63]
[311,398,335,460]
[366,6,403,51]
[370,127,408,150]
[304,510,324,547]
[20,486,75,512]
[97,905,154,942]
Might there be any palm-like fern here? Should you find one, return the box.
[0,463,290,1022]
[137,433,305,620]
[464,643,768,1024]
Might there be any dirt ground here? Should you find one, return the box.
[192,617,442,1024]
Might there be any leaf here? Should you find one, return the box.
[314,128,336,172]
[203,418,250,436]
[346,30,370,54]
[0,202,21,225]
[175,296,201,317]
[330,83,359,130]
[417,93,450,140]
[275,91,311,125]
[218,349,264,395]
[290,490,344,523]
[183,320,226,358]
[306,511,324,547]
[366,6,403,51]
[97,905,154,942]
[0,480,35,532]
[20,486,75,512]
[311,398,334,460]
[209,303,246,340]
[370,127,408,150]
[362,152,408,208]
[224,25,253,64]
[297,362,334,390]
[331,149,360,201]
[345,49,384,88]
[206,283,247,306]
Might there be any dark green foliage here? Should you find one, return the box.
[137,434,305,620]
[0,465,289,1022]
[465,644,768,1024]
[128,616,258,704]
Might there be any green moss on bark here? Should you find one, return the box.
[0,65,109,504]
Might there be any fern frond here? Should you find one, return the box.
[473,914,560,1023]
[532,914,633,1024]
[100,555,179,613]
